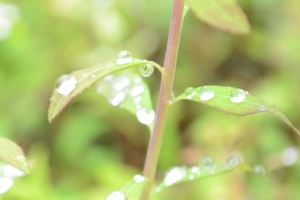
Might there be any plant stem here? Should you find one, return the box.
[142,0,185,199]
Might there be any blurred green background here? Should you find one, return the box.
[0,0,300,199]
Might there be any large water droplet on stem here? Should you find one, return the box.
[225,156,241,168]
[139,64,154,77]
[55,75,77,96]
[116,51,132,64]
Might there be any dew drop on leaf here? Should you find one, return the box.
[109,92,126,106]
[199,156,215,166]
[136,108,155,125]
[3,165,25,178]
[282,147,298,166]
[230,88,246,103]
[130,85,145,97]
[133,174,145,183]
[139,64,154,77]
[55,75,77,96]
[198,86,215,101]
[225,156,241,168]
[116,51,132,64]
[164,167,186,186]
[184,87,196,99]
[113,77,130,91]
[0,177,13,194]
[253,164,266,176]
[106,191,127,200]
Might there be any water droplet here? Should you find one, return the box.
[106,191,127,200]
[230,89,246,103]
[136,108,155,125]
[199,156,216,174]
[191,166,201,174]
[134,96,143,104]
[139,64,154,77]
[0,177,13,194]
[55,75,77,96]
[164,167,186,186]
[133,174,145,183]
[109,92,126,106]
[82,73,88,77]
[282,147,298,166]
[3,165,25,177]
[199,156,215,166]
[91,74,96,78]
[198,87,215,101]
[184,87,196,99]
[134,77,142,84]
[113,77,130,91]
[130,85,145,97]
[116,51,132,64]
[225,156,241,168]
[253,164,266,176]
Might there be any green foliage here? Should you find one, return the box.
[186,0,250,34]
[175,86,300,135]
[0,137,29,173]
[48,59,161,123]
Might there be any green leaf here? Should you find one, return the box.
[106,174,148,200]
[0,137,29,173]
[155,155,255,193]
[48,59,161,122]
[96,70,155,127]
[186,0,251,34]
[174,86,300,135]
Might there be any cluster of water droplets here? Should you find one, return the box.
[157,155,249,192]
[184,86,249,104]
[97,72,155,125]
[184,86,215,101]
[55,74,77,96]
[0,163,25,194]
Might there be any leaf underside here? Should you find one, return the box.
[0,137,30,173]
[48,59,156,122]
[186,0,251,34]
[175,86,300,135]
[96,70,153,119]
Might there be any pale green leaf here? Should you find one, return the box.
[0,137,29,173]
[48,59,160,122]
[106,174,148,200]
[96,71,154,127]
[174,86,300,135]
[186,0,251,34]
[155,156,253,193]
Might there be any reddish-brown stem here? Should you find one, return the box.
[142,0,185,199]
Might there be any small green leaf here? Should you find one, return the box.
[106,174,148,200]
[96,71,155,127]
[48,59,161,122]
[174,86,300,135]
[155,155,251,193]
[0,137,29,173]
[186,0,251,34]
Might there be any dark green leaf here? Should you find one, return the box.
[0,137,29,173]
[174,86,300,135]
[186,0,251,34]
[48,59,160,122]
